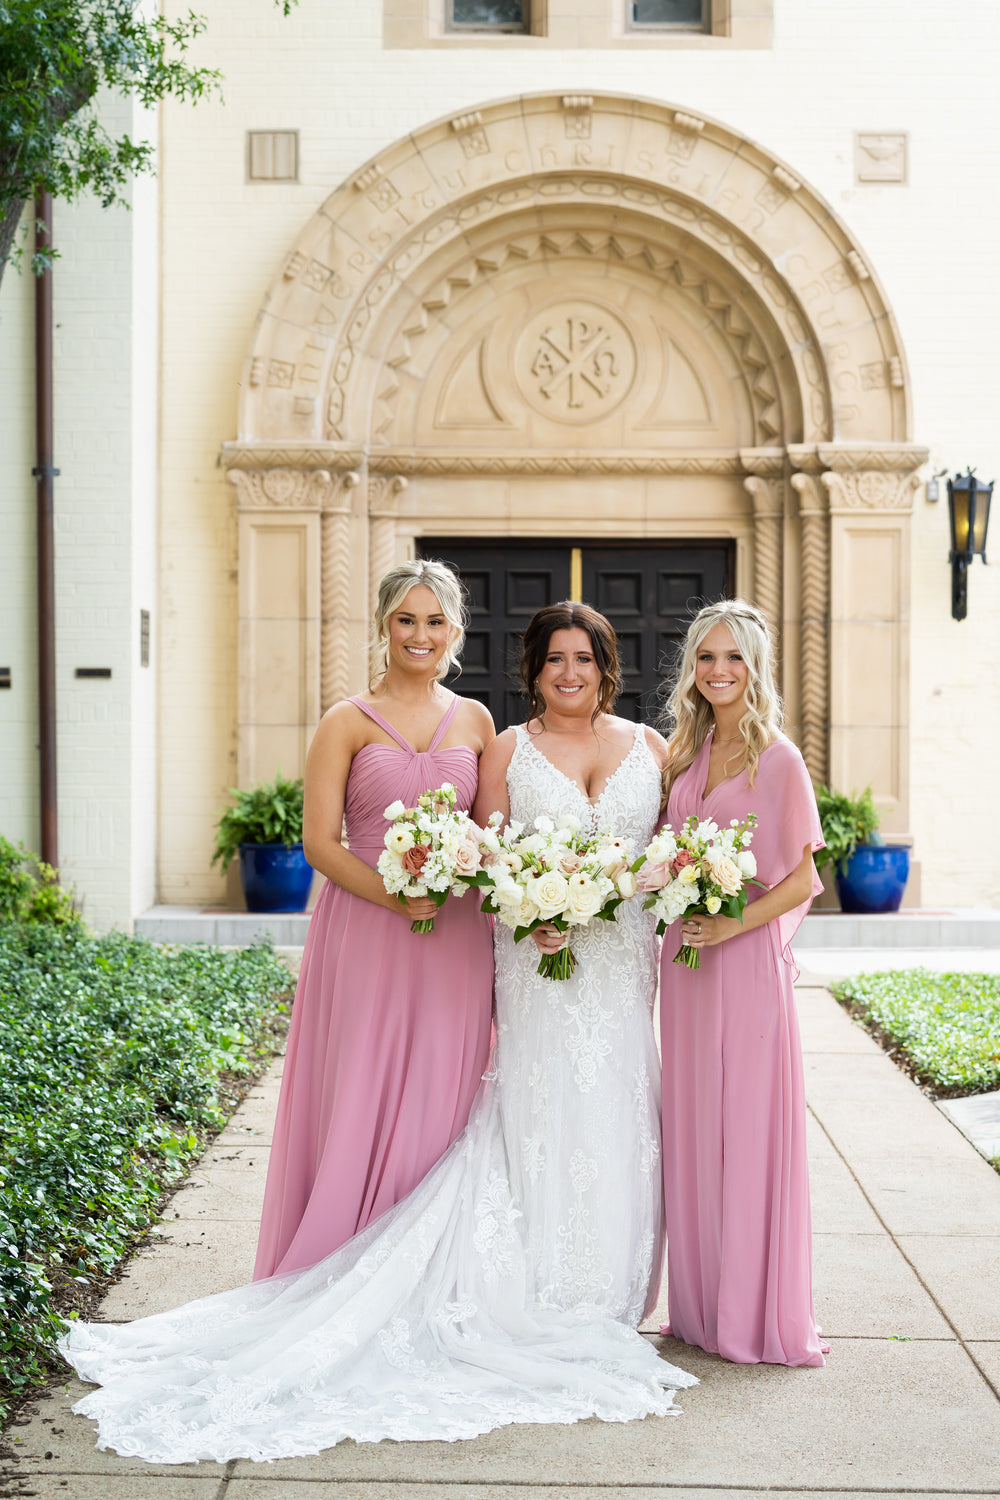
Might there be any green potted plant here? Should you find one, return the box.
[211,772,312,913]
[814,784,909,913]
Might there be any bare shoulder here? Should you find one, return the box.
[453,693,496,747]
[480,724,519,772]
[641,724,671,769]
[311,697,368,754]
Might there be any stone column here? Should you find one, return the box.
[789,464,830,787]
[367,473,410,679]
[818,446,925,838]
[741,449,786,640]
[228,467,331,785]
[320,471,361,711]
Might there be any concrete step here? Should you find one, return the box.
[134,903,1000,950]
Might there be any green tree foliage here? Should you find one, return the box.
[0,0,295,285]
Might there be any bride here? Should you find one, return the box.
[59,601,695,1464]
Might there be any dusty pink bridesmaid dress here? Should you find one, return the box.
[253,696,493,1280]
[659,731,827,1366]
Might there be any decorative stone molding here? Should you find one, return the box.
[821,469,923,512]
[228,468,335,510]
[320,472,361,710]
[367,451,746,475]
[791,471,830,786]
[672,111,705,135]
[743,475,784,636]
[223,444,365,472]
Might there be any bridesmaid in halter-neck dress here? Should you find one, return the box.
[253,561,495,1280]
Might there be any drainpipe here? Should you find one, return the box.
[33,192,58,869]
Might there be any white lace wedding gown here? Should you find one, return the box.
[59,721,695,1463]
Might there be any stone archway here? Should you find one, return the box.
[222,91,926,838]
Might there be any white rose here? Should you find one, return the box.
[557,812,582,833]
[705,894,722,914]
[736,849,757,878]
[385,825,415,854]
[534,815,555,834]
[526,870,569,920]
[616,870,637,899]
[678,863,700,885]
[497,890,540,930]
[383,800,406,820]
[491,879,525,911]
[564,873,605,922]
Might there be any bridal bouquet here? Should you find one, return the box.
[637,813,761,969]
[378,783,483,933]
[470,812,637,980]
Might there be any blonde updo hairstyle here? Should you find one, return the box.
[660,599,782,801]
[370,559,468,686]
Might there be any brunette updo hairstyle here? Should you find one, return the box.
[519,602,622,727]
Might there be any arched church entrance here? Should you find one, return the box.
[223,91,927,839]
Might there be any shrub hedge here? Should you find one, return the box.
[831,968,1000,1094]
[0,924,293,1421]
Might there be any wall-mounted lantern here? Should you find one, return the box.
[948,471,993,621]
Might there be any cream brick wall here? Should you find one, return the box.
[0,93,159,928]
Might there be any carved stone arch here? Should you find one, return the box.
[224,91,926,859]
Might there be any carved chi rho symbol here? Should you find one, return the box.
[530,316,617,409]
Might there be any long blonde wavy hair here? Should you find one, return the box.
[660,599,783,801]
[369,559,467,686]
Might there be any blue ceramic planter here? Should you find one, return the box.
[238,842,313,913]
[835,844,910,914]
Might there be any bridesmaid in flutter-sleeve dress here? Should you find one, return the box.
[657,600,828,1367]
[254,561,494,1280]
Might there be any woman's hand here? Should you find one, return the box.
[532,923,568,956]
[402,894,439,922]
[680,913,741,951]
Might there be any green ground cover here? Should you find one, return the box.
[0,924,293,1421]
[831,968,1000,1095]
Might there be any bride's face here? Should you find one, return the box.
[536,628,602,717]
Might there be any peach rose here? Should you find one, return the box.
[452,839,481,876]
[713,855,742,897]
[558,851,583,876]
[402,843,431,876]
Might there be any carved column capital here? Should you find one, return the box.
[821,468,922,513]
[367,474,410,518]
[321,470,361,513]
[228,467,335,511]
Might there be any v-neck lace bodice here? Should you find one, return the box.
[508,721,656,840]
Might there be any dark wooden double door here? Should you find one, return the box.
[418,539,734,725]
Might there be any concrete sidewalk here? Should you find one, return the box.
[5,973,1000,1499]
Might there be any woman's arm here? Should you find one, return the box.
[302,703,437,920]
[471,727,516,830]
[681,844,816,952]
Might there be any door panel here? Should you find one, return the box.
[418,538,732,726]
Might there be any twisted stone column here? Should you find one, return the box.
[743,474,784,635]
[320,472,361,711]
[790,471,830,785]
[367,474,410,678]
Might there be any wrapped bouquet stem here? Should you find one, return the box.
[636,812,763,970]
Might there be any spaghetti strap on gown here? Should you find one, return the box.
[659,731,827,1367]
[253,695,493,1279]
[58,720,695,1463]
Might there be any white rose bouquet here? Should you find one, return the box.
[636,812,762,970]
[377,783,485,933]
[467,812,638,980]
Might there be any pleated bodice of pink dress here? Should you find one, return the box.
[253,694,493,1280]
[659,731,828,1367]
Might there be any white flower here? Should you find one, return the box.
[439,782,455,796]
[705,894,722,914]
[385,825,415,854]
[736,849,757,878]
[491,880,525,911]
[564,872,605,922]
[507,821,524,838]
[534,815,555,834]
[595,838,629,871]
[616,870,637,899]
[383,800,406,820]
[525,870,569,920]
[645,831,677,864]
[695,819,719,842]
[557,812,582,833]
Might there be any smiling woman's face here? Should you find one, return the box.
[385,585,452,677]
[535,627,602,717]
[693,622,749,712]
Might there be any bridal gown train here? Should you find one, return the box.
[59,720,695,1463]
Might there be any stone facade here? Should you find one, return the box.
[2,1,999,922]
